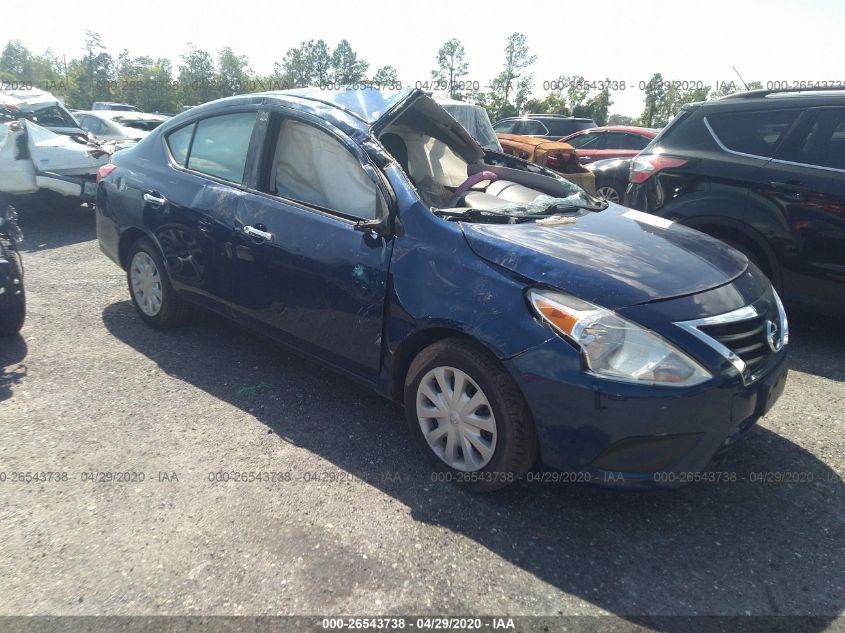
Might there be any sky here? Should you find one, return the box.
[2,0,844,117]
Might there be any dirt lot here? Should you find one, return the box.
[1,205,843,628]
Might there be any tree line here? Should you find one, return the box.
[0,32,760,127]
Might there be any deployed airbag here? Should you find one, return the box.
[274,119,378,219]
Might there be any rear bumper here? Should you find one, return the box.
[504,338,789,489]
[21,171,98,202]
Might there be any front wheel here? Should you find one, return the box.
[126,238,191,328]
[404,338,538,492]
[0,245,25,336]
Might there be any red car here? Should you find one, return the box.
[558,126,659,165]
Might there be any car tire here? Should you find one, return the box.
[126,237,191,328]
[0,247,25,337]
[404,337,538,492]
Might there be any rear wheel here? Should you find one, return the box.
[126,238,191,328]
[404,338,537,492]
[0,246,25,337]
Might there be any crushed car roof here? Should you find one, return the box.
[258,87,413,124]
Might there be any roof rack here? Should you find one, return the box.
[720,85,845,99]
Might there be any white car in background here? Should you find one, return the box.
[73,111,168,142]
[0,88,85,136]
[0,118,117,210]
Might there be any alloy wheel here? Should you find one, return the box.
[596,186,620,203]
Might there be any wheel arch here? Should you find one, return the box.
[118,227,155,270]
[387,326,507,403]
[681,215,782,290]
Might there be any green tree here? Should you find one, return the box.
[275,39,332,88]
[0,41,31,79]
[475,32,536,121]
[524,92,569,115]
[217,47,253,96]
[496,33,536,110]
[372,65,399,88]
[177,44,217,106]
[431,38,469,98]
[588,85,613,126]
[639,72,665,127]
[69,31,115,109]
[330,39,368,85]
[607,113,636,126]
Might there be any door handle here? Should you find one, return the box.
[580,156,593,162]
[243,225,273,242]
[143,192,167,206]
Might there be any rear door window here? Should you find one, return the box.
[166,123,196,166]
[706,109,799,158]
[187,112,257,183]
[604,132,633,150]
[623,133,651,150]
[776,108,845,170]
[566,131,604,149]
[493,120,518,134]
[515,120,549,136]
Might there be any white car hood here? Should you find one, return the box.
[23,119,108,174]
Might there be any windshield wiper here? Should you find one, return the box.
[544,199,609,213]
[434,208,523,223]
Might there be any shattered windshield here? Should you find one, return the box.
[434,192,607,224]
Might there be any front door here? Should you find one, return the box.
[765,106,845,312]
[230,114,394,379]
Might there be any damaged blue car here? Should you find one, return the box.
[95,88,789,491]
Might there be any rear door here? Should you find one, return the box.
[764,106,845,312]
[230,110,394,379]
[139,109,259,313]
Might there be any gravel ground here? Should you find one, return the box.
[1,205,843,629]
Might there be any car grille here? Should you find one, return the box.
[697,313,773,374]
[675,293,788,385]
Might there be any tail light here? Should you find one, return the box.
[96,163,117,183]
[629,155,688,184]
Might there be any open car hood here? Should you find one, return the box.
[461,205,749,309]
[372,89,486,164]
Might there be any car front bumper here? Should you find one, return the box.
[504,336,789,489]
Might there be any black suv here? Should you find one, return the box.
[493,114,597,139]
[625,88,845,316]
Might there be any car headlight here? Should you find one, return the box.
[527,289,712,387]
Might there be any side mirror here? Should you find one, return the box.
[354,216,391,237]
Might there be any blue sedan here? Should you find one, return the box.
[95,88,789,491]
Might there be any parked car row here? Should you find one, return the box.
[74,111,168,142]
[1,89,169,209]
[95,87,789,492]
[624,87,845,317]
[491,90,845,318]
